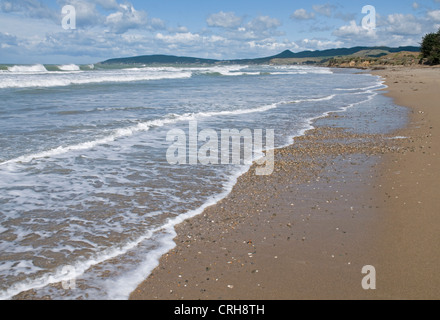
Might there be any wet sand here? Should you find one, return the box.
[130,66,440,300]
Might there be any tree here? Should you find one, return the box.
[421,28,440,65]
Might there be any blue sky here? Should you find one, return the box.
[1,0,440,63]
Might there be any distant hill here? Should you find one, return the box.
[268,46,419,59]
[98,46,420,66]
[100,54,219,65]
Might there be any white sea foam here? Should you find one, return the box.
[0,103,278,166]
[105,166,249,300]
[279,94,336,105]
[0,65,334,89]
[0,69,192,89]
[196,65,333,76]
[271,65,333,74]
[0,225,7,234]
[190,65,249,76]
[0,96,339,166]
[278,87,380,149]
[0,230,156,300]
[58,64,81,71]
[0,159,248,300]
[7,64,48,73]
[335,83,386,91]
[0,163,250,300]
[270,70,333,75]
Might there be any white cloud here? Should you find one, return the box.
[60,0,103,27]
[334,12,357,22]
[207,11,243,29]
[247,39,293,51]
[0,31,17,45]
[333,20,377,39]
[300,38,343,50]
[0,3,288,62]
[156,32,201,44]
[332,11,433,48]
[150,18,166,30]
[385,14,422,35]
[2,0,438,63]
[208,14,283,43]
[427,10,440,22]
[290,9,315,20]
[155,32,228,47]
[105,3,148,33]
[174,26,189,33]
[0,0,59,21]
[0,11,58,39]
[246,15,281,32]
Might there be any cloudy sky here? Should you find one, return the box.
[1,0,440,64]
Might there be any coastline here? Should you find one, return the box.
[129,66,440,300]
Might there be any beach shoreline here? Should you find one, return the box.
[128,65,439,300]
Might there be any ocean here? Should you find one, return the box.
[0,63,406,299]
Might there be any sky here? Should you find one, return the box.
[1,0,440,64]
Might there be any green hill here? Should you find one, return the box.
[98,46,420,66]
[100,54,219,65]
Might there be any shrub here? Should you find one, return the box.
[421,28,440,65]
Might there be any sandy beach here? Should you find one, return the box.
[370,66,440,299]
[129,66,440,300]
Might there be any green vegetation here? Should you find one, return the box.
[326,51,420,69]
[421,28,440,65]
